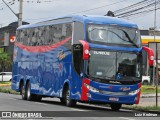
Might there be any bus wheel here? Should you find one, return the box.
[26,82,36,101]
[64,86,77,107]
[20,82,27,100]
[110,103,122,111]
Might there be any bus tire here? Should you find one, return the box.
[26,82,36,101]
[110,103,122,111]
[20,82,27,100]
[64,86,77,107]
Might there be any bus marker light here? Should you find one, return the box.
[142,46,154,66]
[79,40,90,60]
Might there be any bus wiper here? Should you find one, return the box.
[120,29,138,48]
[108,29,138,47]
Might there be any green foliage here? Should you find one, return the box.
[0,87,19,95]
[0,81,11,85]
[0,52,12,70]
[142,85,160,94]
[0,52,12,81]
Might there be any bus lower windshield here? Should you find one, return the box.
[88,25,141,47]
[87,50,142,84]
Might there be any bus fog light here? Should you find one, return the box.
[84,83,99,93]
[129,89,140,95]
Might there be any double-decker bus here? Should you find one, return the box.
[12,15,154,111]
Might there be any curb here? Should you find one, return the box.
[122,106,160,114]
[141,96,160,98]
[141,94,160,98]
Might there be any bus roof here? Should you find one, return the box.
[18,15,138,29]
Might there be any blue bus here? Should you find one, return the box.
[12,15,153,111]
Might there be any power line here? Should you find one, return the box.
[0,0,56,10]
[23,0,56,3]
[116,1,158,17]
[114,0,152,14]
[23,0,130,22]
[113,0,160,19]
[71,0,129,14]
[0,0,16,10]
[119,7,160,19]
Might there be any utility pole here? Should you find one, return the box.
[2,0,23,27]
[18,0,23,27]
[153,0,158,107]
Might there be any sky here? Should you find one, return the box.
[0,0,160,29]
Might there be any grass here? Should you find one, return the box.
[141,85,160,94]
[0,82,19,95]
[0,81,11,85]
[0,87,19,95]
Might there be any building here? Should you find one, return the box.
[0,21,29,71]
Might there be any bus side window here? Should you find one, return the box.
[73,44,83,75]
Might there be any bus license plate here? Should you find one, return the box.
[109,97,119,101]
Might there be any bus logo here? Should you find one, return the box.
[57,50,66,60]
[120,87,130,91]
[93,51,110,55]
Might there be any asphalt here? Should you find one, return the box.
[0,85,160,117]
[0,93,159,119]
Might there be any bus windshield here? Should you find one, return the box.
[87,50,142,84]
[88,24,141,47]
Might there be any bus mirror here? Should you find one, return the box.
[79,40,90,60]
[142,46,154,66]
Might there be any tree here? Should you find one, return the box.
[0,52,12,82]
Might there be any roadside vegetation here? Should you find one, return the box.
[142,85,160,94]
[0,86,19,95]
[0,52,12,82]
[0,81,19,95]
[0,81,11,85]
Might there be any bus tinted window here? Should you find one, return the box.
[16,23,72,48]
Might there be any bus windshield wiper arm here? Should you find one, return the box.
[120,29,138,48]
[108,29,138,47]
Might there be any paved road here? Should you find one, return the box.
[0,93,159,120]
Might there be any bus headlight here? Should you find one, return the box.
[129,89,140,95]
[84,83,99,93]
